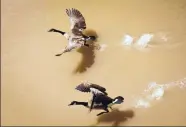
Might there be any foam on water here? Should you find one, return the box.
[121,33,172,50]
[135,34,154,48]
[122,33,154,48]
[121,34,134,46]
[135,99,150,108]
[133,78,186,108]
[98,44,108,52]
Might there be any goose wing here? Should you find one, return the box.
[90,84,107,95]
[75,82,108,95]
[66,8,86,35]
[75,83,91,93]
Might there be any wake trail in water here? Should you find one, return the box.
[97,32,183,52]
[132,77,186,108]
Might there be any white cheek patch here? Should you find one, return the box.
[112,99,118,104]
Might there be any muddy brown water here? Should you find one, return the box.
[1,0,186,126]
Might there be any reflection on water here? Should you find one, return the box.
[92,109,135,126]
[74,46,95,73]
[73,29,98,73]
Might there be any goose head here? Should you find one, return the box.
[112,96,124,104]
[68,101,77,106]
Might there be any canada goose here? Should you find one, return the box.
[68,81,124,116]
[48,8,98,56]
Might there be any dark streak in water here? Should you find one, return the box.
[73,29,98,74]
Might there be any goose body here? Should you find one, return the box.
[48,8,97,56]
[69,81,124,116]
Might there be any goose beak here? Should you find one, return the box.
[48,28,55,32]
[68,101,76,106]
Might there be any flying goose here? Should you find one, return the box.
[48,8,99,56]
[68,81,124,116]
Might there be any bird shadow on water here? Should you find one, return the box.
[73,29,98,74]
[91,109,135,126]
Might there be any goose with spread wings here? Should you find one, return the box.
[48,8,99,56]
[68,81,124,116]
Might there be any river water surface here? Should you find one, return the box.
[1,0,186,126]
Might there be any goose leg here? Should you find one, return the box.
[84,43,90,47]
[97,108,109,116]
[48,28,65,35]
[110,107,113,110]
[82,35,101,50]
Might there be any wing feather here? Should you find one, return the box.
[66,8,86,35]
[75,82,108,95]
[90,84,106,92]
[75,83,90,93]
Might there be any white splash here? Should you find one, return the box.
[122,34,134,46]
[135,34,154,48]
[133,78,186,108]
[121,33,154,49]
[98,44,108,51]
[120,33,176,50]
[135,99,150,108]
[133,82,164,108]
[147,83,164,100]
[160,35,168,42]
